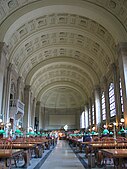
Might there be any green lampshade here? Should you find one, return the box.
[120,127,125,133]
[91,131,99,135]
[42,133,46,136]
[91,131,95,135]
[0,129,5,134]
[29,131,35,135]
[94,132,99,135]
[15,129,21,133]
[103,129,109,135]
[109,131,113,135]
[37,131,40,135]
[26,131,34,135]
[118,131,121,135]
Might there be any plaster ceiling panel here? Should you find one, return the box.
[35,78,88,107]
[30,67,93,96]
[1,0,126,109]
[32,73,91,96]
[7,13,116,58]
[1,0,127,42]
[41,87,84,108]
[30,64,93,87]
[11,31,112,80]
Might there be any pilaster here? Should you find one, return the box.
[17,76,22,99]
[31,98,36,129]
[36,101,41,130]
[4,63,13,124]
[23,85,31,130]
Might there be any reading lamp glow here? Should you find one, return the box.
[120,118,125,123]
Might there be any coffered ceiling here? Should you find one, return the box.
[0,0,127,109]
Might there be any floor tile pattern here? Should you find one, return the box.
[40,140,85,169]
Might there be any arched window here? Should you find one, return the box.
[88,108,91,126]
[80,111,85,128]
[92,104,94,124]
[85,107,88,129]
[120,78,124,113]
[109,82,116,117]
[101,91,106,120]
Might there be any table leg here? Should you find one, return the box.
[22,150,30,167]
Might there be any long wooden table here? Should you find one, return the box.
[101,149,127,169]
[0,149,22,158]
[84,142,127,167]
[0,149,23,168]
[0,143,36,168]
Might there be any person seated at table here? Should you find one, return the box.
[83,132,92,142]
[82,132,92,153]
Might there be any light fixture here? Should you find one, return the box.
[113,122,117,126]
[103,124,107,128]
[18,125,22,129]
[120,118,125,123]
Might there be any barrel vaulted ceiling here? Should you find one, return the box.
[0,0,127,109]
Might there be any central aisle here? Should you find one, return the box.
[40,140,85,169]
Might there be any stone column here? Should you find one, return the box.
[41,107,45,129]
[17,76,22,100]
[0,42,8,121]
[31,98,36,129]
[36,101,41,131]
[23,85,31,131]
[76,108,81,129]
[4,63,13,124]
[103,76,110,126]
[117,42,127,128]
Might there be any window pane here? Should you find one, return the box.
[120,78,124,113]
[109,83,116,117]
[101,91,106,121]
